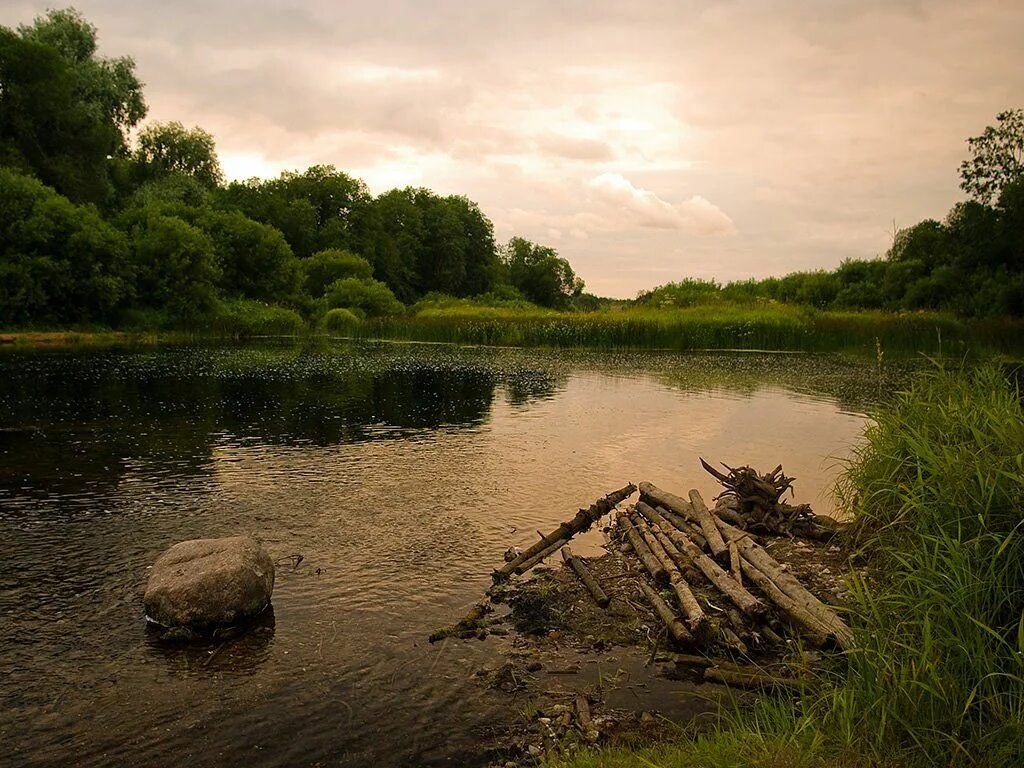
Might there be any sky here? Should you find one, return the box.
[4,1,1023,297]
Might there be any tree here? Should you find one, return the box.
[502,236,583,308]
[222,165,373,258]
[367,188,423,302]
[0,168,132,323]
[959,109,1024,204]
[0,9,146,203]
[128,209,220,319]
[134,121,223,187]
[195,209,299,302]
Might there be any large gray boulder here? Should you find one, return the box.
[144,536,274,630]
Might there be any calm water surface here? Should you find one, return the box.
[0,343,900,767]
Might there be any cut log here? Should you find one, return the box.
[729,542,742,585]
[657,527,766,619]
[429,602,492,643]
[718,626,748,656]
[616,509,668,585]
[646,517,704,584]
[631,509,678,576]
[638,581,692,645]
[653,506,708,549]
[494,483,636,581]
[715,517,853,649]
[739,558,830,647]
[638,481,696,521]
[514,537,569,575]
[635,504,709,637]
[662,652,717,669]
[703,666,803,691]
[688,489,728,558]
[561,546,610,608]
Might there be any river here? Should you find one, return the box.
[0,342,899,767]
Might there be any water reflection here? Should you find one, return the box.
[0,346,556,502]
[146,609,277,677]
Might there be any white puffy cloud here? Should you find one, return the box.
[588,173,735,234]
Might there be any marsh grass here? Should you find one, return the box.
[352,305,1023,355]
[546,365,1024,768]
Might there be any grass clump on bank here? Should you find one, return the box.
[546,364,1024,768]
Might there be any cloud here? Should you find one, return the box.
[535,133,616,162]
[588,173,735,234]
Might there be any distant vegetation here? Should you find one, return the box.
[1,8,1022,349]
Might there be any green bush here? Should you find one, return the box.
[207,299,304,336]
[324,276,404,317]
[322,307,362,332]
[300,248,373,298]
[196,208,300,302]
[128,208,220,320]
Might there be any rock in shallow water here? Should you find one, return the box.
[144,536,274,631]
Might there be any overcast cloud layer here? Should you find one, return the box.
[5,1,1023,296]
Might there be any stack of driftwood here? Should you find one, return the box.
[433,461,853,664]
[618,478,852,653]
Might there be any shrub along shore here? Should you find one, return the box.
[541,364,1024,768]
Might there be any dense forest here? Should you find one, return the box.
[1,9,1022,332]
[0,9,584,329]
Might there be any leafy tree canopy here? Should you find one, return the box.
[301,249,373,298]
[0,9,145,203]
[959,109,1024,204]
[134,122,223,188]
[0,168,132,324]
[502,236,584,309]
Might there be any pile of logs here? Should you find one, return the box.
[433,470,853,661]
[632,481,853,651]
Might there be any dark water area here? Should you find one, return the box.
[0,342,903,767]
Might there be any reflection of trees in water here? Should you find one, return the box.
[644,353,916,413]
[0,345,562,498]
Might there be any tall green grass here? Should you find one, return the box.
[546,365,1024,768]
[348,304,1024,356]
[829,365,1024,764]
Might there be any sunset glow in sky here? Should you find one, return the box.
[4,1,1023,296]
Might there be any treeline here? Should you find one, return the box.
[0,9,585,329]
[641,110,1024,318]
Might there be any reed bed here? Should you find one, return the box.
[351,305,1023,356]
